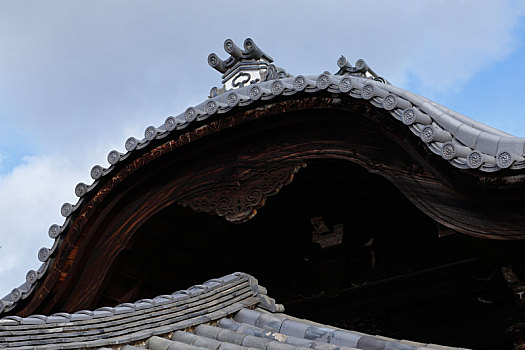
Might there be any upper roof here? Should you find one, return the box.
[3,38,525,318]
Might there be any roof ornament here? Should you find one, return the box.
[208,38,291,97]
[335,55,389,84]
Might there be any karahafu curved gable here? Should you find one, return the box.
[2,37,525,318]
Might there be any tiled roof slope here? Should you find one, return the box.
[0,273,469,350]
[3,41,525,316]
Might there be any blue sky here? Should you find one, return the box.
[1,0,525,298]
[414,21,525,136]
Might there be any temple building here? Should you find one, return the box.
[1,38,524,350]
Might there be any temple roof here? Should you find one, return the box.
[3,38,525,320]
[0,273,469,350]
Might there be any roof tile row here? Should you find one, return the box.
[129,307,470,350]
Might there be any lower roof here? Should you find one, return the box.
[0,273,468,350]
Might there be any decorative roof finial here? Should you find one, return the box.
[335,55,389,84]
[208,38,290,97]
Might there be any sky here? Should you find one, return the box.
[1,0,525,298]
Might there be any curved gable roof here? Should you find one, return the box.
[2,38,525,318]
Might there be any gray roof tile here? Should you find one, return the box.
[474,131,501,155]
[218,328,249,345]
[122,346,145,350]
[280,319,309,339]
[304,325,334,343]
[241,334,273,348]
[254,313,283,332]
[195,324,223,340]
[331,330,361,348]
[357,335,389,350]
[454,124,482,148]
[234,309,261,326]
[384,342,418,350]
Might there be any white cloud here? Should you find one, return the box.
[1,1,524,152]
[0,154,86,296]
[396,1,525,91]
